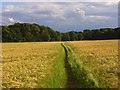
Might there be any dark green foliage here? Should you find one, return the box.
[1,23,120,42]
[2,23,59,42]
[62,33,70,41]
[40,30,51,41]
[83,29,92,40]
[68,31,78,41]
[78,28,120,40]
[76,32,83,40]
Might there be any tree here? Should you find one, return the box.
[40,31,51,41]
[30,24,40,41]
[56,31,62,41]
[76,32,83,40]
[2,23,120,42]
[2,26,12,42]
[68,31,78,41]
[82,30,92,40]
[62,33,70,41]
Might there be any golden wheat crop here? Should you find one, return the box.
[2,42,62,88]
[66,40,118,88]
[2,40,119,88]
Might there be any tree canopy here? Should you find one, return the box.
[1,23,120,42]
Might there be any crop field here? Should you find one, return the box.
[66,40,118,88]
[2,42,67,88]
[2,40,119,88]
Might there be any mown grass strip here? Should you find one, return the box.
[61,43,77,88]
[62,43,99,88]
[44,44,67,88]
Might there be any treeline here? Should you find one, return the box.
[1,23,120,42]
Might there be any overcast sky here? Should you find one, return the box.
[1,1,118,32]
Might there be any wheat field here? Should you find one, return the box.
[2,40,119,88]
[2,42,62,88]
[66,40,118,88]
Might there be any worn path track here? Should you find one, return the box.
[61,44,77,88]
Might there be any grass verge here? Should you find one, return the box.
[63,43,99,88]
[44,44,67,88]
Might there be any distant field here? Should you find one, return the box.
[66,40,118,88]
[2,40,119,88]
[2,42,66,88]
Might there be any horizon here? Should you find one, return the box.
[1,2,118,32]
[1,22,119,33]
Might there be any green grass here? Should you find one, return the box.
[2,42,66,88]
[2,40,118,88]
[65,40,118,88]
[63,43,99,88]
[44,44,67,88]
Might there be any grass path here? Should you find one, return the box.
[66,40,118,88]
[61,43,77,88]
[3,41,117,88]
[2,42,66,88]
[62,43,99,88]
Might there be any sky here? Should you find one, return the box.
[1,1,118,32]
[1,0,119,2]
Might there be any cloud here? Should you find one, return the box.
[86,15,112,22]
[2,0,119,2]
[3,5,14,12]
[88,16,111,19]
[8,17,15,22]
[74,8,85,17]
[2,2,118,31]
